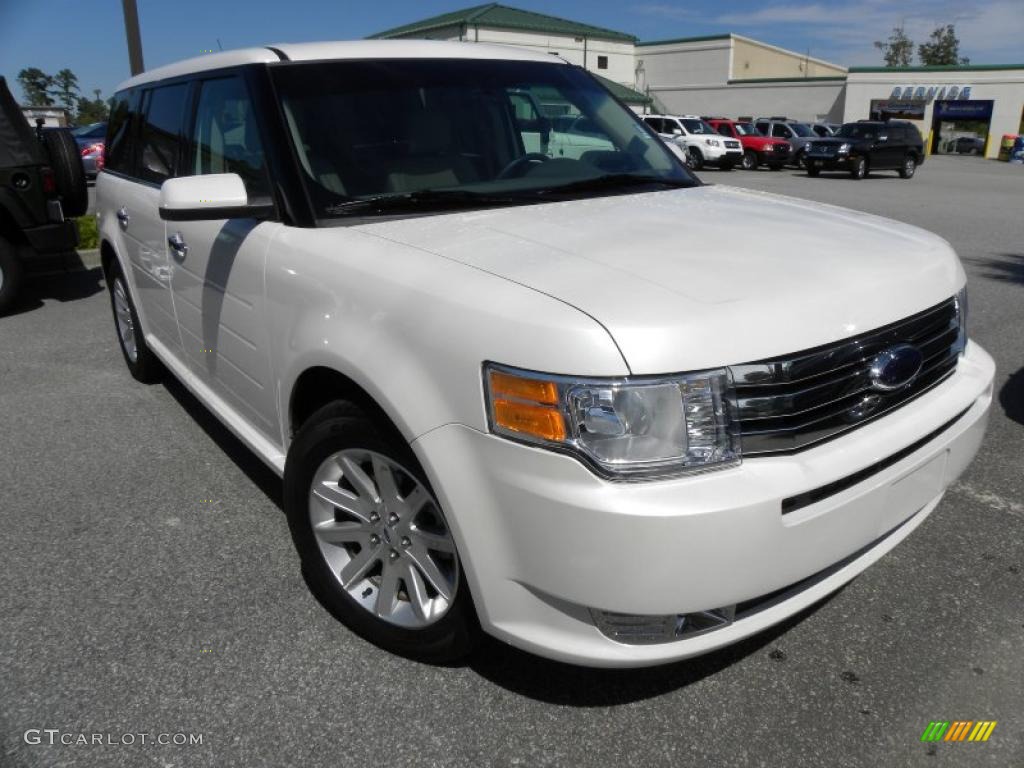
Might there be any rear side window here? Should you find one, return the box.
[188,76,270,199]
[105,90,136,174]
[714,124,732,137]
[771,124,791,138]
[138,83,189,184]
[643,117,662,132]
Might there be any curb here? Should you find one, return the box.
[78,248,101,269]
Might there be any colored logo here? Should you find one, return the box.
[921,721,997,742]
[869,344,923,391]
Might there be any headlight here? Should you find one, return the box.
[838,142,852,154]
[484,364,741,479]
[706,138,721,147]
[954,285,968,355]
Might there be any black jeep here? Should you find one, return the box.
[0,76,87,313]
[804,121,925,180]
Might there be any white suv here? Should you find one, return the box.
[642,114,743,170]
[97,41,994,668]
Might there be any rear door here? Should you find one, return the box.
[111,82,190,355]
[168,72,281,440]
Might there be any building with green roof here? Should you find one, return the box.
[370,4,640,100]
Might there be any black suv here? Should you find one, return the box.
[0,76,86,312]
[804,121,925,180]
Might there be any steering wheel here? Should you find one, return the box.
[496,153,550,180]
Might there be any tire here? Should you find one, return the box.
[42,128,88,218]
[806,167,820,177]
[106,259,162,383]
[898,155,917,179]
[0,235,25,315]
[686,147,704,171]
[795,149,807,169]
[850,157,868,180]
[284,401,479,663]
[741,150,758,171]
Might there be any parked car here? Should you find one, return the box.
[72,121,106,179]
[754,118,817,166]
[0,76,85,313]
[97,41,993,668]
[707,118,790,170]
[805,121,925,179]
[953,136,985,155]
[811,122,841,137]
[642,114,743,170]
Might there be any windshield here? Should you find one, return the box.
[734,122,758,136]
[72,122,105,139]
[681,119,716,135]
[272,59,693,219]
[789,123,814,137]
[836,124,880,139]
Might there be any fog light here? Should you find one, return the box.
[592,606,736,645]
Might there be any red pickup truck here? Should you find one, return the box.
[707,119,790,171]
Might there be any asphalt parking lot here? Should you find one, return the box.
[1,155,1021,768]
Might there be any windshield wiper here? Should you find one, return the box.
[537,173,693,196]
[325,188,533,216]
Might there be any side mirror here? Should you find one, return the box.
[158,173,273,221]
[672,127,683,136]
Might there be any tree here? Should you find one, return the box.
[75,89,110,125]
[51,68,80,112]
[17,67,54,106]
[918,25,969,66]
[874,25,914,67]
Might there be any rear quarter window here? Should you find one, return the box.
[104,90,136,175]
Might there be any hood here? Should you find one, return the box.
[348,186,964,374]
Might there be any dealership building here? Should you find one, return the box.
[373,3,1024,159]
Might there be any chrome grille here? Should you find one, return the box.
[729,298,960,455]
[725,140,741,149]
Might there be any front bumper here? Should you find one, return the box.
[806,154,858,171]
[414,342,994,667]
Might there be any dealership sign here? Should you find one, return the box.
[890,85,973,102]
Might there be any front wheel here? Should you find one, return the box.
[850,157,868,179]
[686,147,704,171]
[0,236,24,315]
[898,155,917,179]
[795,149,808,169]
[741,150,758,171]
[284,402,479,663]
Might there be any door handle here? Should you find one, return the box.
[116,206,130,227]
[167,232,188,261]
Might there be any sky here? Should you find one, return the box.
[1,0,1022,105]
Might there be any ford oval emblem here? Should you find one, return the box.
[869,344,923,391]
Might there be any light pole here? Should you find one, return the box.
[122,0,145,75]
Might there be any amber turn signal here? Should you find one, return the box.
[488,370,559,405]
[492,399,566,442]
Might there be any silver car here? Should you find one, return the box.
[754,119,817,167]
[71,122,105,179]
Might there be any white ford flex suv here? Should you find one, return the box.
[97,41,994,668]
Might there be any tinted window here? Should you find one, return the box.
[73,123,106,139]
[105,90,136,174]
[188,76,270,199]
[138,83,188,184]
[755,121,769,134]
[715,124,732,137]
[836,124,879,139]
[681,119,715,135]
[643,117,662,132]
[771,124,791,138]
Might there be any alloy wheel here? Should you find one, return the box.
[308,448,458,628]
[113,278,138,363]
